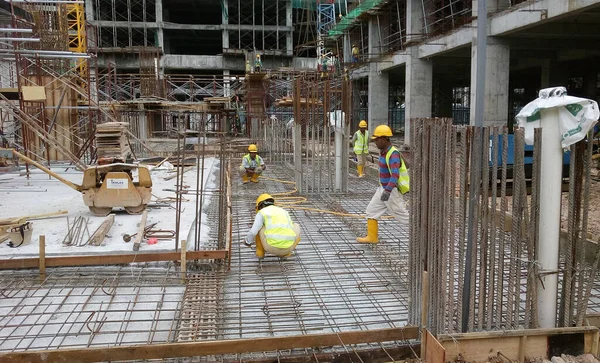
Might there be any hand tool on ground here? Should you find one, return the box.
[123,222,157,242]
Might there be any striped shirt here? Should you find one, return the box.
[379,145,400,192]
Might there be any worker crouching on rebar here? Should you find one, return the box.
[351,120,369,177]
[240,144,266,183]
[357,125,410,244]
[244,194,301,259]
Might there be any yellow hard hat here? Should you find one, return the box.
[256,193,274,210]
[248,144,258,152]
[359,120,367,128]
[371,125,393,139]
[256,54,260,58]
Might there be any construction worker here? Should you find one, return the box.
[357,125,410,244]
[254,54,262,73]
[351,120,369,177]
[240,144,266,183]
[352,44,359,62]
[244,193,301,258]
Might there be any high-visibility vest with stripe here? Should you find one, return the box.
[241,154,263,168]
[353,130,369,155]
[383,146,410,194]
[259,205,296,249]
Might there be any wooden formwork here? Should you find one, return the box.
[423,327,600,363]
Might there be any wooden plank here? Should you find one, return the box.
[425,330,445,363]
[0,326,419,363]
[89,214,114,246]
[439,327,599,363]
[132,210,148,252]
[0,210,68,226]
[39,235,45,281]
[180,239,186,283]
[0,250,229,270]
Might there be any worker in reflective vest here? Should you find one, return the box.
[357,125,410,244]
[244,193,301,258]
[239,144,266,184]
[351,120,369,177]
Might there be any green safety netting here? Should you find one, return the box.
[328,0,384,38]
[292,0,347,10]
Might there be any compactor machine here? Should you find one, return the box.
[0,148,152,216]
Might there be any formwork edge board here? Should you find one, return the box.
[438,327,598,363]
[0,250,229,269]
[0,326,419,363]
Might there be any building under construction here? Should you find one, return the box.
[0,0,600,362]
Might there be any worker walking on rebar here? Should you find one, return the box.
[244,193,301,259]
[239,144,266,184]
[357,125,410,244]
[351,120,369,177]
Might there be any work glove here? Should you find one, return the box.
[262,165,267,170]
[246,168,254,174]
[380,189,391,202]
[242,238,253,247]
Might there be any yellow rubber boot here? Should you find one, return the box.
[357,165,364,177]
[250,173,259,183]
[242,175,249,184]
[255,235,265,258]
[356,219,378,244]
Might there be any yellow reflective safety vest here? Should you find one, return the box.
[383,146,410,194]
[258,205,296,249]
[241,154,263,168]
[353,130,369,155]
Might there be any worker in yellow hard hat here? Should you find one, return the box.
[243,193,301,259]
[352,44,359,63]
[356,124,410,244]
[351,120,369,177]
[239,144,266,183]
[254,53,262,72]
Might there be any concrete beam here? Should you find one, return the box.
[377,53,409,72]
[90,21,292,32]
[417,27,473,59]
[490,0,600,36]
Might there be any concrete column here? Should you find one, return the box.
[222,0,229,49]
[541,59,551,88]
[223,70,231,97]
[367,17,389,131]
[84,0,95,21]
[405,47,432,144]
[286,0,293,56]
[469,37,510,127]
[156,0,164,50]
[343,34,351,64]
[406,0,425,42]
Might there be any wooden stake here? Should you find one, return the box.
[132,210,148,252]
[39,235,45,281]
[180,240,187,283]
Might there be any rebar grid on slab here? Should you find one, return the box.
[0,266,183,352]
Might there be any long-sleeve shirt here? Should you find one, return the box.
[379,145,400,192]
[245,212,264,244]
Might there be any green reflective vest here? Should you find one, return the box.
[353,130,369,155]
[384,146,410,194]
[242,154,263,168]
[259,205,296,249]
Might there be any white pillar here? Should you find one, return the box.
[367,18,388,131]
[293,122,303,193]
[537,107,561,328]
[286,1,293,56]
[469,37,510,127]
[222,0,229,49]
[405,47,432,145]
